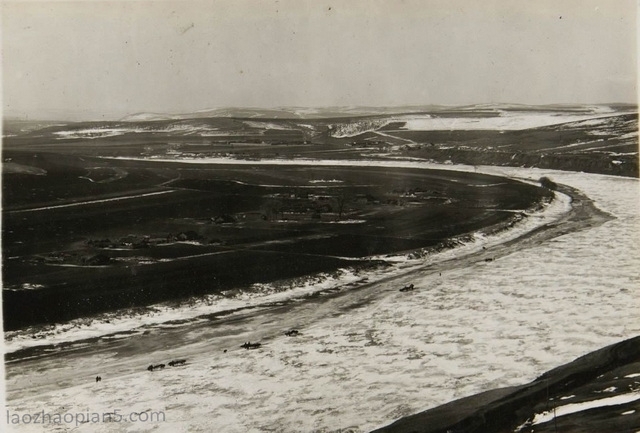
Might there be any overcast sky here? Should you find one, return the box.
[2,0,637,120]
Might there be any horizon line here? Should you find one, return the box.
[3,101,638,123]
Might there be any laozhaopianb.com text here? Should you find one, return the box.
[6,409,166,426]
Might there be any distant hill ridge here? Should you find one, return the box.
[119,103,637,122]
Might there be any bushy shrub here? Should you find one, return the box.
[539,176,558,190]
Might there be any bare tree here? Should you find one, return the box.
[334,190,350,220]
[539,176,558,190]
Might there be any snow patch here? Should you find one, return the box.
[3,283,46,292]
[398,112,634,131]
[309,179,344,184]
[519,392,640,428]
[243,121,293,130]
[326,219,367,224]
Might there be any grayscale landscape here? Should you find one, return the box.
[2,1,638,432]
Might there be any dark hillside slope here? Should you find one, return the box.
[373,335,640,433]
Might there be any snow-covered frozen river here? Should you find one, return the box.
[3,162,639,433]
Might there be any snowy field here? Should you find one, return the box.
[397,111,633,131]
[3,161,639,433]
[328,108,635,138]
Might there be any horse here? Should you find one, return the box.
[241,342,261,350]
[399,284,415,292]
[147,364,165,371]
